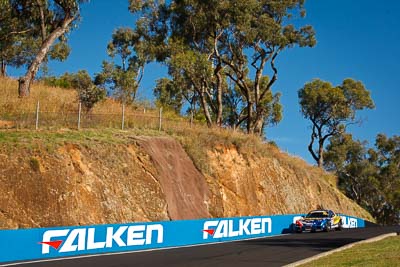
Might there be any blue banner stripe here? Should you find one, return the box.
[0,214,364,263]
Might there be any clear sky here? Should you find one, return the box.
[8,0,400,164]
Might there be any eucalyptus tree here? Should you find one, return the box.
[130,0,228,127]
[95,28,147,104]
[299,78,375,167]
[219,0,315,135]
[71,70,106,112]
[130,0,314,133]
[8,0,86,97]
[167,0,233,127]
[153,77,184,114]
[325,133,400,225]
[0,0,36,77]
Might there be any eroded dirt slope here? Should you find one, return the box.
[135,136,210,220]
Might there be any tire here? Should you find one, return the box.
[336,220,343,231]
[323,222,331,232]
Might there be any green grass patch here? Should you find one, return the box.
[300,236,400,267]
[0,128,165,152]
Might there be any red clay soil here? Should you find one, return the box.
[135,137,211,220]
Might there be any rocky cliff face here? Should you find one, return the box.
[0,133,372,229]
[205,145,368,218]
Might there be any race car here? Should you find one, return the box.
[294,209,343,233]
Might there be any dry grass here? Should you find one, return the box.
[0,77,175,130]
[0,77,77,114]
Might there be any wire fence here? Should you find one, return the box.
[0,101,200,132]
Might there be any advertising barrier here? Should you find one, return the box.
[0,214,365,263]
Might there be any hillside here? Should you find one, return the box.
[0,78,373,229]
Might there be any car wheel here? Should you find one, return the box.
[336,220,343,231]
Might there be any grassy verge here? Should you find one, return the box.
[0,128,165,151]
[299,236,400,267]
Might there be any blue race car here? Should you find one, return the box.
[294,209,343,233]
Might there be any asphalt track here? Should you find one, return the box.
[6,226,399,267]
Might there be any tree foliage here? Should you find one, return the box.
[299,78,374,167]
[42,70,106,111]
[95,27,149,104]
[325,133,400,225]
[153,77,184,114]
[73,70,106,111]
[2,0,86,97]
[0,0,35,76]
[129,0,314,134]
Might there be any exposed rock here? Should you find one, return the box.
[0,135,372,229]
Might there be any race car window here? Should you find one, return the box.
[306,211,329,218]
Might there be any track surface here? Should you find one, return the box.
[6,226,399,267]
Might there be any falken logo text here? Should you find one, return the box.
[203,218,272,239]
[340,216,358,228]
[39,224,163,254]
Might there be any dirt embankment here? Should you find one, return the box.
[135,137,210,220]
[0,134,372,229]
[205,146,370,218]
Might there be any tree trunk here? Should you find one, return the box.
[18,15,75,97]
[215,67,223,127]
[246,101,253,134]
[308,127,320,165]
[317,139,324,167]
[0,60,6,77]
[199,89,213,128]
[253,114,264,136]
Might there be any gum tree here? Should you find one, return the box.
[11,0,86,97]
[299,78,375,167]
[221,0,315,135]
[130,0,314,134]
[325,133,400,224]
[95,28,146,104]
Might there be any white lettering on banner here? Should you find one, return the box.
[41,229,69,254]
[59,228,86,253]
[87,228,106,250]
[341,216,358,228]
[106,226,127,248]
[239,219,251,235]
[203,218,272,239]
[127,225,145,246]
[41,224,164,254]
[292,216,303,224]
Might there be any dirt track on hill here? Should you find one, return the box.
[135,137,210,220]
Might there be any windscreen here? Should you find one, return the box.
[305,211,329,218]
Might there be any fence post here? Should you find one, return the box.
[121,103,125,130]
[35,100,40,130]
[159,107,162,131]
[78,102,82,130]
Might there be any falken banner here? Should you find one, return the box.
[0,214,365,263]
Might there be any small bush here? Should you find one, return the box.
[29,157,40,172]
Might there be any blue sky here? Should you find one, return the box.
[8,0,400,164]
